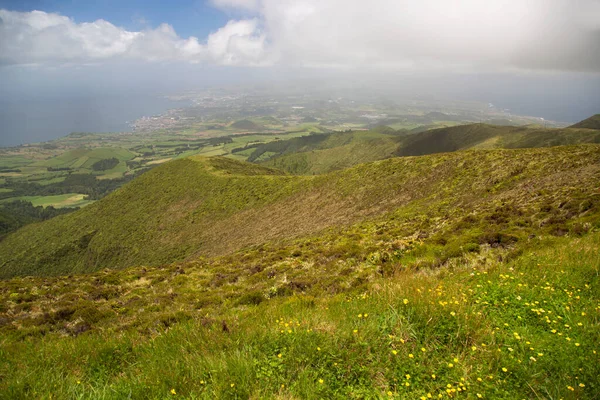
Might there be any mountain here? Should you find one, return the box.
[258,129,404,174]
[230,119,261,130]
[569,114,600,130]
[1,145,599,279]
[395,123,600,157]
[255,123,600,174]
[1,147,599,399]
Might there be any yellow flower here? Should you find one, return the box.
[453,357,458,362]
[421,347,426,352]
[353,329,358,334]
[406,374,411,379]
[471,346,477,351]
[579,383,585,387]
[448,363,454,368]
[387,391,393,396]
[477,377,482,382]
[171,389,176,395]
[319,379,324,384]
[392,350,398,355]
[575,343,580,346]
[317,347,321,351]
[403,299,409,305]
[408,354,414,358]
[278,353,282,358]
[567,386,574,391]
[502,368,508,372]
[230,383,235,388]
[476,394,483,398]
[431,374,436,379]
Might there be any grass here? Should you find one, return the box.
[396,124,600,157]
[569,114,600,130]
[261,130,402,174]
[0,229,598,399]
[1,144,600,279]
[256,124,600,175]
[0,193,94,208]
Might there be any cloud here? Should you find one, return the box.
[1,1,600,72]
[0,9,267,66]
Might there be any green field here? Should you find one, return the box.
[7,193,94,208]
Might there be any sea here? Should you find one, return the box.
[0,94,191,147]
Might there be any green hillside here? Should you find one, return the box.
[1,151,599,398]
[258,129,403,174]
[569,114,600,130]
[230,119,262,130]
[1,145,600,279]
[396,124,600,156]
[248,124,600,175]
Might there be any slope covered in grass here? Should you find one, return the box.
[1,145,600,279]
[259,129,403,174]
[230,119,261,130]
[253,123,600,175]
[395,124,600,156]
[1,226,598,399]
[569,114,600,130]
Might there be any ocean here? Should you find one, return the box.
[0,94,190,147]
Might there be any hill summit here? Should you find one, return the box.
[569,114,600,130]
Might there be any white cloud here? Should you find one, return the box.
[1,1,599,72]
[0,9,267,66]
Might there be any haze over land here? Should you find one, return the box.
[1,0,600,146]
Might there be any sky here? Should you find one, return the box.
[0,0,599,141]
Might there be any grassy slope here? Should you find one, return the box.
[569,114,600,130]
[396,124,600,157]
[261,130,402,174]
[0,222,598,399]
[257,124,600,175]
[1,145,600,280]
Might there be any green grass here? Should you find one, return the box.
[396,124,600,157]
[0,229,598,399]
[262,130,402,174]
[1,145,599,280]
[254,124,600,175]
[569,114,600,130]
[0,193,94,208]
